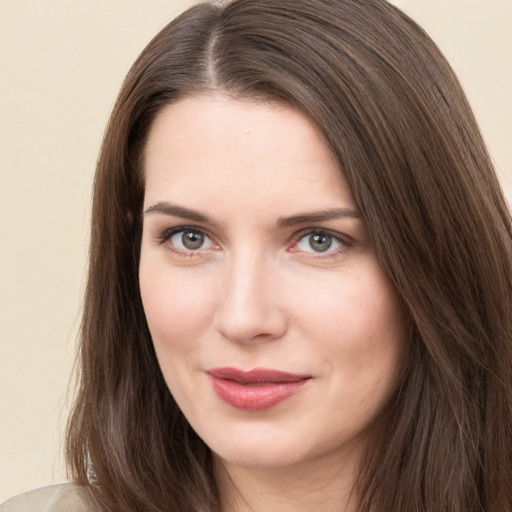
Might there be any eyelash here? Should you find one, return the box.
[156,226,353,259]
[156,226,216,258]
[291,228,353,258]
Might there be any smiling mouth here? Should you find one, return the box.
[207,367,312,411]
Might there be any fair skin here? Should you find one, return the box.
[139,94,407,512]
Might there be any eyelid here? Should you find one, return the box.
[156,225,219,257]
[154,224,353,259]
[289,227,354,255]
[292,226,354,243]
[157,225,211,244]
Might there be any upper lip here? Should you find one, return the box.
[207,367,311,384]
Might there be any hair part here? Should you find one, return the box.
[67,1,512,511]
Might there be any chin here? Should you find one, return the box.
[213,444,306,470]
[202,424,308,469]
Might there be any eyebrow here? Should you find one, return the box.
[277,207,361,227]
[144,202,218,226]
[144,202,361,228]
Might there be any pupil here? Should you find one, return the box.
[182,231,204,250]
[309,233,332,252]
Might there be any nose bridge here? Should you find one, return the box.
[214,247,286,343]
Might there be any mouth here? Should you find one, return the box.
[207,367,312,411]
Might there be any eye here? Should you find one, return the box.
[167,228,215,252]
[294,230,349,255]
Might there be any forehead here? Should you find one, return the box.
[143,94,355,214]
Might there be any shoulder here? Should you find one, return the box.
[0,483,97,512]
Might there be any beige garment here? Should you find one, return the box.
[0,483,97,512]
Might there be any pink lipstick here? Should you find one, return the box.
[207,367,311,411]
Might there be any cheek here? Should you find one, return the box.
[296,266,403,338]
[294,265,406,382]
[139,262,216,349]
[341,280,407,415]
[347,282,406,364]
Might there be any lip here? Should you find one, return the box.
[207,367,311,411]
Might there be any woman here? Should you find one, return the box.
[3,0,511,510]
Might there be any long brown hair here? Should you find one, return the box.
[66,1,512,510]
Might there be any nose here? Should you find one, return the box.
[214,253,287,344]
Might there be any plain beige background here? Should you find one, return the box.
[1,0,511,502]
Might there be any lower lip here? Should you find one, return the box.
[209,376,309,411]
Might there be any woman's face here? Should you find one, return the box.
[139,95,407,471]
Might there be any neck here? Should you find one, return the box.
[215,451,359,512]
